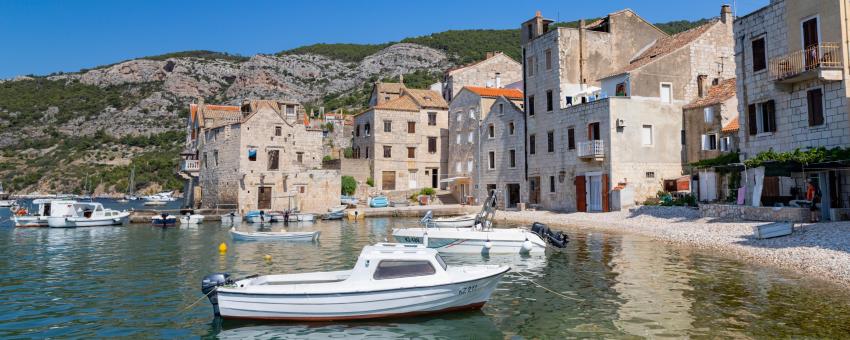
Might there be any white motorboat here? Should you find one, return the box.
[245,211,271,224]
[65,202,130,227]
[287,212,315,222]
[12,199,54,227]
[322,205,347,220]
[180,214,205,224]
[229,228,320,242]
[220,212,242,224]
[47,200,82,228]
[143,191,177,202]
[201,243,510,321]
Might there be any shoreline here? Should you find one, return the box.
[492,206,850,289]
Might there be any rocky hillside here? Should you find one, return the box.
[0,19,708,195]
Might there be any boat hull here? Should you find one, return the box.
[68,215,129,227]
[246,215,271,224]
[47,216,74,228]
[392,228,546,254]
[216,269,506,321]
[180,215,205,224]
[151,216,177,227]
[230,229,320,242]
[13,216,48,227]
[0,200,15,208]
[220,214,242,224]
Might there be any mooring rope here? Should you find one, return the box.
[514,271,581,301]
[178,287,217,315]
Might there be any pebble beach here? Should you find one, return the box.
[495,206,850,288]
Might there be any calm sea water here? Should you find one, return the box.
[1,200,850,339]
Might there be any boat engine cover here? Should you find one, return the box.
[201,273,231,316]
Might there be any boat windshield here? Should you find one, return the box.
[435,254,447,270]
[372,260,436,280]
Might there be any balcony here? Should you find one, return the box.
[181,159,200,173]
[770,43,843,84]
[577,140,604,160]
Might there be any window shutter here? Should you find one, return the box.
[807,91,816,126]
[701,134,708,150]
[747,104,757,135]
[766,100,776,132]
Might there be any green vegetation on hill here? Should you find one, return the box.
[0,78,160,126]
[142,50,249,62]
[655,19,712,35]
[402,29,521,65]
[282,43,392,62]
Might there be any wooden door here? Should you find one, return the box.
[803,17,819,68]
[601,174,610,212]
[507,184,520,208]
[575,176,587,212]
[528,177,540,204]
[257,186,272,210]
[382,171,396,190]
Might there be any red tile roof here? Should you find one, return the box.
[464,86,524,100]
[722,116,739,132]
[683,78,737,109]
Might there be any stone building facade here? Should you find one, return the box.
[521,6,736,211]
[352,85,449,191]
[443,52,523,102]
[446,86,524,204]
[734,0,850,218]
[478,96,528,209]
[186,100,339,214]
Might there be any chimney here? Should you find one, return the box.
[495,72,502,88]
[721,4,732,24]
[399,74,404,84]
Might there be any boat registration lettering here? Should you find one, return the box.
[458,284,477,295]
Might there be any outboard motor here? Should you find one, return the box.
[201,273,231,317]
[159,213,168,227]
[531,222,569,249]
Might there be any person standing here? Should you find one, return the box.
[807,181,821,223]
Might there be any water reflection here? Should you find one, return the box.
[1,206,850,338]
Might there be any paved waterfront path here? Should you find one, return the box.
[494,206,850,288]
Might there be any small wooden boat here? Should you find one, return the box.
[229,228,320,241]
[151,214,177,227]
[431,214,477,228]
[201,243,510,321]
[322,205,347,220]
[753,222,794,239]
[369,196,389,208]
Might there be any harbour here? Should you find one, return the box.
[2,207,850,338]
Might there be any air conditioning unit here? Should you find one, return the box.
[616,119,626,128]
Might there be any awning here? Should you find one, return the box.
[440,176,470,184]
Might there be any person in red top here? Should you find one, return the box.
[807,181,820,222]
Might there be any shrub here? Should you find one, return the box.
[366,177,374,187]
[341,176,356,195]
[343,147,353,158]
[420,187,436,196]
[323,155,334,162]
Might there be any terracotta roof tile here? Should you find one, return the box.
[374,95,421,112]
[375,82,406,94]
[722,116,739,132]
[403,88,448,109]
[603,20,719,79]
[464,86,524,99]
[683,78,737,109]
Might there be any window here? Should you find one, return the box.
[545,49,552,70]
[641,125,653,145]
[468,131,474,144]
[248,148,257,161]
[456,134,461,145]
[408,121,416,134]
[407,147,415,158]
[704,107,714,123]
[508,122,515,135]
[615,82,627,96]
[467,160,473,173]
[488,124,495,138]
[455,162,462,173]
[589,122,601,140]
[660,83,672,103]
[365,123,371,136]
[529,134,536,155]
[681,130,686,145]
[549,176,555,193]
[365,147,369,159]
[435,254,447,270]
[566,96,573,106]
[546,90,553,111]
[469,108,475,119]
[701,134,717,151]
[275,126,282,136]
[428,137,437,153]
[807,88,824,126]
[428,112,437,126]
[526,56,534,76]
[488,151,495,169]
[547,131,555,152]
[509,149,516,168]
[456,111,462,124]
[224,125,230,140]
[383,146,392,158]
[752,37,766,72]
[528,96,535,116]
[498,103,504,114]
[296,152,303,164]
[267,150,279,170]
[373,260,436,280]
[747,100,777,134]
[203,152,208,168]
[213,150,219,166]
[646,172,656,179]
[355,124,360,137]
[383,120,392,132]
[719,136,732,152]
[568,128,575,150]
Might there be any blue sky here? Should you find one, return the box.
[0,0,768,79]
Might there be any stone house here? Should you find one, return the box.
[478,96,528,209]
[734,0,850,220]
[521,6,736,212]
[446,86,524,204]
[183,100,339,214]
[443,52,523,102]
[352,85,449,191]
[682,78,740,202]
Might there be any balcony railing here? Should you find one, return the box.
[181,159,200,172]
[770,42,843,82]
[577,140,604,159]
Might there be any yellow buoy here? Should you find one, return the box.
[264,254,272,262]
[218,242,227,253]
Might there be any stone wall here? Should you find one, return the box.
[444,53,522,101]
[700,203,808,222]
[479,97,528,209]
[683,97,739,165]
